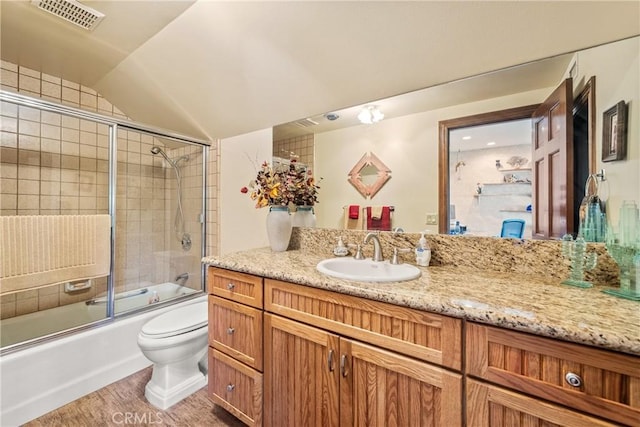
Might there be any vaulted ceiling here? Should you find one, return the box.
[1,1,639,141]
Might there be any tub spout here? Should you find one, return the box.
[175,273,189,285]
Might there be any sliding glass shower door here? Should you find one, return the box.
[0,90,208,352]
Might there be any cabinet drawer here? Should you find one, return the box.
[209,267,263,308]
[209,348,263,427]
[209,296,263,371]
[467,379,618,426]
[466,322,640,426]
[264,279,462,371]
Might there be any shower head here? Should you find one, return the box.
[150,146,177,168]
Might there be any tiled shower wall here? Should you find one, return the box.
[0,61,217,319]
[273,134,315,173]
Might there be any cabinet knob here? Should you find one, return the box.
[565,372,583,388]
[226,283,235,290]
[227,327,235,335]
[226,384,235,392]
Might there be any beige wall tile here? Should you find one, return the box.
[38,294,59,310]
[61,79,79,90]
[1,302,16,319]
[19,75,40,94]
[18,134,40,151]
[0,192,18,211]
[18,149,40,166]
[62,115,80,129]
[1,101,18,117]
[18,164,40,180]
[41,138,61,154]
[18,194,39,210]
[0,163,17,178]
[1,178,17,194]
[41,180,61,195]
[18,179,39,195]
[41,123,61,140]
[41,152,61,168]
[41,72,61,84]
[40,195,60,210]
[1,131,17,148]
[60,196,79,210]
[62,127,80,143]
[0,69,18,89]
[1,117,18,133]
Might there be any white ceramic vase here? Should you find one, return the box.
[266,206,292,252]
[292,206,316,228]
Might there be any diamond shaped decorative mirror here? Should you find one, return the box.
[347,152,391,198]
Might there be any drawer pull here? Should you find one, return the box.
[226,283,235,290]
[226,327,235,335]
[340,354,348,377]
[327,349,335,372]
[565,372,583,387]
[226,384,235,392]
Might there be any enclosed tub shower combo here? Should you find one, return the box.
[0,90,210,425]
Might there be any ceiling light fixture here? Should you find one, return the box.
[462,136,472,140]
[357,105,384,124]
[487,141,496,146]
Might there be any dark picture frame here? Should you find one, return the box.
[602,101,627,162]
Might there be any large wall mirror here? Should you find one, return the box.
[273,36,639,239]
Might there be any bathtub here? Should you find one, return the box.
[0,283,206,426]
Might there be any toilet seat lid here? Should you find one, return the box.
[141,301,208,338]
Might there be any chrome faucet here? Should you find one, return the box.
[364,232,384,262]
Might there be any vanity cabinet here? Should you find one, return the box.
[466,322,640,426]
[208,268,264,426]
[263,279,463,426]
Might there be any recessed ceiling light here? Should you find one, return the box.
[487,141,496,146]
[462,136,472,140]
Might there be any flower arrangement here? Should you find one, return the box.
[241,160,321,208]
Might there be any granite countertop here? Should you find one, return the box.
[203,248,640,356]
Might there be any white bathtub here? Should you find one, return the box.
[0,283,206,426]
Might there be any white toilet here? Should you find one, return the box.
[137,300,209,410]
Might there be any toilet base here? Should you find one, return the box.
[144,357,208,410]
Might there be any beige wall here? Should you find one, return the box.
[574,36,639,225]
[0,61,214,319]
[219,128,272,254]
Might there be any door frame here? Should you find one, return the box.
[437,105,540,234]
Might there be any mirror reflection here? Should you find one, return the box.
[273,36,639,238]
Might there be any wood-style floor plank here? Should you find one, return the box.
[24,367,244,427]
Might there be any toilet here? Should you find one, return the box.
[137,300,209,410]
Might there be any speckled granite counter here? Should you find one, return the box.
[203,247,640,356]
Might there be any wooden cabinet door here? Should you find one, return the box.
[264,313,340,427]
[340,338,462,427]
[467,379,617,427]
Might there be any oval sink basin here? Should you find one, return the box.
[317,257,421,283]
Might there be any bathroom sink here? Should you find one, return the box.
[316,257,422,283]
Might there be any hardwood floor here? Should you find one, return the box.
[24,367,245,427]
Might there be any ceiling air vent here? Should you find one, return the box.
[32,0,105,31]
[294,118,319,128]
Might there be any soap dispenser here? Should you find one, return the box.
[333,236,349,257]
[415,232,431,266]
